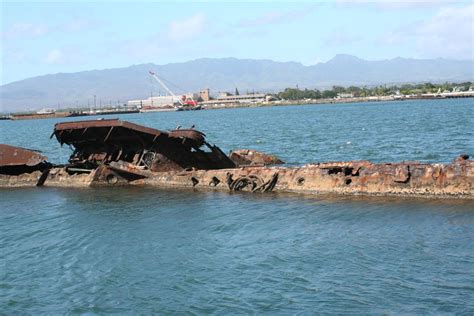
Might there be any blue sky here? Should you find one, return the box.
[1,0,473,84]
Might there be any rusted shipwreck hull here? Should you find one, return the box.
[142,156,473,198]
[1,119,473,199]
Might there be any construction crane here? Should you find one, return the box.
[148,70,184,108]
[149,70,200,109]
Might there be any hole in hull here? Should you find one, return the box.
[209,176,220,186]
[106,174,118,184]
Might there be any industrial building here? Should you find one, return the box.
[127,88,267,108]
[216,91,266,103]
[127,96,179,108]
[128,91,202,107]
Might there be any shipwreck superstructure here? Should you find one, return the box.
[52,119,234,172]
[1,119,473,199]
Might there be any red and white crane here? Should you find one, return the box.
[149,70,197,109]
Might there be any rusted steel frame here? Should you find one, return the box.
[103,126,114,142]
[36,168,50,186]
[127,129,147,148]
[125,129,148,166]
[66,167,93,173]
[116,148,123,161]
[58,130,65,144]
[205,142,236,167]
[136,151,147,166]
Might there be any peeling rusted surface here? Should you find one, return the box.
[168,129,206,148]
[139,155,473,198]
[229,149,285,166]
[2,154,473,198]
[0,144,47,167]
[0,144,49,179]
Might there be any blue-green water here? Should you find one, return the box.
[1,99,474,313]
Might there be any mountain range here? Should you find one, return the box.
[1,54,473,112]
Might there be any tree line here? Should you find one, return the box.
[274,82,473,100]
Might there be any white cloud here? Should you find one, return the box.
[5,50,29,63]
[416,4,474,58]
[304,57,326,66]
[238,8,314,28]
[2,17,99,41]
[325,29,362,46]
[379,4,474,59]
[239,11,288,27]
[116,13,208,59]
[2,22,49,39]
[44,49,64,64]
[61,18,90,32]
[335,0,465,10]
[112,13,213,61]
[168,13,206,41]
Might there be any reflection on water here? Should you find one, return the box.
[1,187,473,314]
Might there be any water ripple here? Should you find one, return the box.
[1,100,474,313]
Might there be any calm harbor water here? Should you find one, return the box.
[1,99,474,313]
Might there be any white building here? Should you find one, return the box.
[337,93,354,99]
[216,92,266,103]
[127,95,181,108]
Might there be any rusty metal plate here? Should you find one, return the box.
[0,144,47,167]
[54,118,165,137]
[54,119,167,138]
[169,129,206,147]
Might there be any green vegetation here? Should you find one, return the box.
[275,82,473,100]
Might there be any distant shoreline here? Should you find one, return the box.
[202,94,474,110]
[1,94,473,121]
